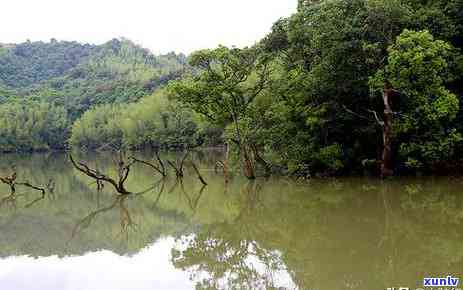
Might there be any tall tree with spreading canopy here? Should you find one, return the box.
[168,46,271,179]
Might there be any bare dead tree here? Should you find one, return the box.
[69,154,134,195]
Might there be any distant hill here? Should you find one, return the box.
[0,38,187,119]
[0,40,97,88]
[0,38,188,152]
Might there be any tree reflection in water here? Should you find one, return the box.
[172,234,295,290]
[171,181,297,290]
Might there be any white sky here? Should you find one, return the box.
[0,0,297,54]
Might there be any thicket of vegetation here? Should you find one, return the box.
[69,89,222,150]
[1,0,463,177]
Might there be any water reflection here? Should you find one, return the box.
[0,153,462,289]
[1,238,198,290]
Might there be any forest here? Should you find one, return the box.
[0,0,462,178]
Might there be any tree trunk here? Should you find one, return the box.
[381,82,394,178]
[230,110,255,179]
[250,144,271,177]
[242,145,256,180]
[223,143,229,183]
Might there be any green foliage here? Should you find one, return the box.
[0,101,69,151]
[168,46,269,127]
[24,39,187,120]
[2,0,463,176]
[243,0,463,175]
[69,104,123,150]
[0,39,187,152]
[372,30,461,169]
[168,46,270,177]
[70,89,202,150]
[0,40,96,88]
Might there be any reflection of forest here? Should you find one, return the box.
[0,153,462,289]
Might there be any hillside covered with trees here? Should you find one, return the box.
[0,38,188,151]
[1,0,463,177]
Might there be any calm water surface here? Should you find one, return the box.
[0,152,462,290]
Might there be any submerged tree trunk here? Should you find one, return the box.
[381,82,394,178]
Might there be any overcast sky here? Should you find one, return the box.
[0,0,297,54]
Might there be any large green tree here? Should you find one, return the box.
[168,46,271,178]
[372,30,461,172]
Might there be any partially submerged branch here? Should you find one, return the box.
[1,170,46,196]
[131,156,166,177]
[0,169,47,208]
[69,154,133,195]
[16,181,46,197]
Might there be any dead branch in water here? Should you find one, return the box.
[1,170,46,196]
[0,169,47,208]
[16,181,46,196]
[69,154,134,195]
[131,156,166,177]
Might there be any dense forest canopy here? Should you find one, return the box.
[168,0,463,177]
[1,0,463,177]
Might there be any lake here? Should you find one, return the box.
[0,152,462,290]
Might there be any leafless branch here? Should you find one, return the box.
[69,154,132,195]
[366,109,385,126]
[341,105,371,121]
[131,157,166,177]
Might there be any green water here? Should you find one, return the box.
[0,152,462,290]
